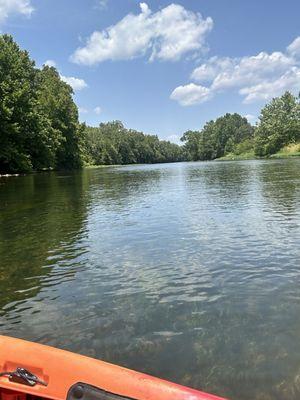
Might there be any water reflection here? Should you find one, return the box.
[0,160,300,400]
[257,159,300,220]
[0,171,91,309]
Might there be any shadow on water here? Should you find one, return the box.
[0,171,92,310]
[0,160,300,400]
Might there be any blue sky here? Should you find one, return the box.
[1,0,300,143]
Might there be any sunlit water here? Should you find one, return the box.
[1,159,300,400]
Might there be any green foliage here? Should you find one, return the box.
[233,138,254,155]
[0,35,49,172]
[181,113,254,161]
[254,92,300,156]
[83,121,184,165]
[0,35,82,173]
[0,35,181,172]
[269,143,300,159]
[181,95,300,161]
[180,130,200,161]
[37,66,83,169]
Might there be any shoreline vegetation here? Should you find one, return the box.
[217,143,300,161]
[2,145,300,178]
[1,35,300,175]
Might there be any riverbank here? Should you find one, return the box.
[269,143,300,159]
[2,144,300,176]
[84,164,121,169]
[217,143,300,161]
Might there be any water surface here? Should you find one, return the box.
[1,159,300,400]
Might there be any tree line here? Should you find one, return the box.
[1,35,300,173]
[0,35,183,173]
[83,122,184,165]
[181,91,300,161]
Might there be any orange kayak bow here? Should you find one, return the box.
[0,336,226,400]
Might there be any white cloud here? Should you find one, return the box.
[170,83,212,106]
[239,67,300,104]
[191,56,234,82]
[244,114,256,123]
[43,60,88,92]
[211,52,294,92]
[166,134,181,145]
[0,0,34,24]
[94,106,102,115]
[172,37,300,106]
[78,107,88,114]
[287,36,300,58]
[71,2,213,65]
[78,106,103,115]
[94,0,108,10]
[60,75,88,91]
[44,59,57,67]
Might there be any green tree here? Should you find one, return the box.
[180,130,201,161]
[0,35,56,172]
[37,66,83,169]
[83,122,184,166]
[0,35,83,173]
[181,113,254,161]
[254,91,300,156]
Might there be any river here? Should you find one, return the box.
[1,159,300,400]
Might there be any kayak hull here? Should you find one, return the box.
[0,336,226,400]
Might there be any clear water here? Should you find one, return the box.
[0,159,300,400]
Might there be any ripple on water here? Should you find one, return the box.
[0,159,300,400]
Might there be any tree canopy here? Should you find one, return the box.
[254,92,300,156]
[181,113,254,161]
[0,35,83,173]
[83,122,184,166]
